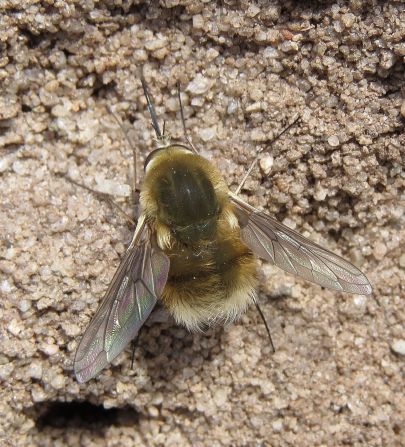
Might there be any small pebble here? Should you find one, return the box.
[314,185,328,201]
[272,419,284,432]
[213,389,228,407]
[192,14,204,29]
[246,4,260,17]
[250,128,266,142]
[327,135,340,147]
[199,127,216,142]
[51,374,66,390]
[191,97,204,107]
[341,13,356,28]
[187,74,211,95]
[0,280,12,294]
[0,96,20,119]
[373,242,387,261]
[7,319,23,336]
[263,47,279,59]
[227,99,238,114]
[51,101,72,117]
[61,322,81,337]
[206,48,219,61]
[28,362,43,380]
[246,102,262,113]
[95,177,131,197]
[279,41,299,53]
[0,154,15,173]
[12,160,28,175]
[333,20,344,33]
[358,135,373,146]
[144,36,167,51]
[259,154,274,175]
[148,405,159,418]
[354,295,366,307]
[379,50,395,70]
[41,343,59,356]
[19,300,31,313]
[391,339,405,356]
[32,386,47,403]
[0,363,14,380]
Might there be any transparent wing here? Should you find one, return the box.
[232,197,372,295]
[74,228,170,383]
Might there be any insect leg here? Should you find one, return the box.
[130,332,140,370]
[107,105,139,215]
[235,115,301,195]
[60,174,136,226]
[254,300,276,353]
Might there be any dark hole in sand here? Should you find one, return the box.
[33,401,139,430]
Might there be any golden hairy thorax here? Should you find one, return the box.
[140,146,258,330]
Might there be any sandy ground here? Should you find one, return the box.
[0,0,404,446]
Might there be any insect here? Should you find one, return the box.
[73,79,372,383]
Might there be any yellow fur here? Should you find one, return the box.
[140,146,258,330]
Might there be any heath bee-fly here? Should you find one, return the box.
[73,79,372,383]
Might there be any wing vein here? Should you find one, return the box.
[231,197,372,295]
[74,223,170,383]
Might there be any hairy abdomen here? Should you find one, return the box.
[161,225,258,330]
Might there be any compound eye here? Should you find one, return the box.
[144,148,165,170]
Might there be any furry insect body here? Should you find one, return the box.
[140,146,258,330]
[73,81,372,383]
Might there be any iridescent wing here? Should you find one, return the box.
[74,222,170,383]
[231,195,372,295]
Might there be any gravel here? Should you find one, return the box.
[0,1,404,446]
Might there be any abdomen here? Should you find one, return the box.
[161,222,258,331]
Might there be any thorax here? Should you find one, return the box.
[141,146,230,247]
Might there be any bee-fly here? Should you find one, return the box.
[74,79,372,383]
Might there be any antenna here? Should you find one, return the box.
[177,81,198,154]
[141,77,163,139]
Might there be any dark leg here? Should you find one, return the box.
[59,174,136,226]
[254,300,276,353]
[235,116,301,195]
[130,332,140,369]
[107,105,139,211]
